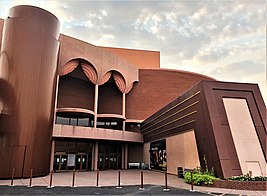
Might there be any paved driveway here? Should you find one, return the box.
[0,169,265,195]
[0,185,210,195]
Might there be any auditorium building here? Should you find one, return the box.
[0,5,266,179]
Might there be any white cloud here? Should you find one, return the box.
[100,10,107,17]
[0,0,265,103]
[211,61,265,78]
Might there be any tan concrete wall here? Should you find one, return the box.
[53,124,143,143]
[100,46,160,69]
[166,130,200,175]
[143,142,150,165]
[223,98,266,176]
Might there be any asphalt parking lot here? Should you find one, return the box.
[0,185,210,195]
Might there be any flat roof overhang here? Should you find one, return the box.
[97,113,126,120]
[57,108,95,117]
[125,119,143,123]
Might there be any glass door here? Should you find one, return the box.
[110,152,117,169]
[54,155,60,171]
[98,142,122,170]
[60,154,68,170]
[98,152,104,170]
[54,154,67,171]
[104,147,110,169]
[75,153,88,170]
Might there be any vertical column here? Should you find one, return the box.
[93,141,99,170]
[50,75,58,173]
[53,75,60,126]
[124,143,128,169]
[122,93,126,131]
[91,144,95,171]
[94,84,99,128]
[121,145,125,169]
[49,140,55,171]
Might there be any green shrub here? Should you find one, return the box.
[227,175,267,181]
[184,172,218,185]
[183,154,218,185]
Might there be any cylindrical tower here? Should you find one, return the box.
[0,5,60,178]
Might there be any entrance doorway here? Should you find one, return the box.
[53,138,93,172]
[98,142,122,170]
[75,153,88,170]
[54,154,67,171]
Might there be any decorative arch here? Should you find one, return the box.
[59,59,98,84]
[59,35,140,94]
[125,82,135,94]
[113,71,126,93]
[59,60,79,76]
[98,71,112,85]
[81,62,97,84]
[98,70,127,93]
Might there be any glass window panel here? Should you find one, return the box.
[78,118,89,127]
[56,116,69,125]
[70,118,78,126]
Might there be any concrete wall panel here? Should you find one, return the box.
[53,124,143,143]
[143,143,150,166]
[100,46,160,69]
[166,130,200,175]
[223,98,266,176]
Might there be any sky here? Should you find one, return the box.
[0,0,266,103]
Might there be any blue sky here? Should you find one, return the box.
[0,0,266,103]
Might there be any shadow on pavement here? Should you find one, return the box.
[0,185,212,195]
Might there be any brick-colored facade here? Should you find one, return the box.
[212,179,266,191]
[126,69,215,120]
[0,5,265,182]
